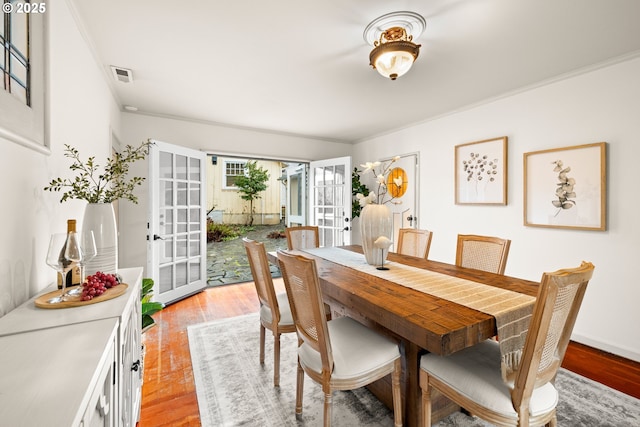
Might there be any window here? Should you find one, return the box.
[224,160,246,189]
[1,1,31,105]
[0,0,45,152]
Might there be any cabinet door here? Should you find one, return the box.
[120,294,142,427]
[80,335,116,427]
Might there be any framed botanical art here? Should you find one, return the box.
[455,136,508,205]
[524,142,606,231]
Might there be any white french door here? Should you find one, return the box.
[148,140,207,305]
[309,156,352,246]
[285,163,307,227]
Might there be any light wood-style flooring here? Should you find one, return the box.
[138,279,640,427]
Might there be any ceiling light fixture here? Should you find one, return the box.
[364,11,426,81]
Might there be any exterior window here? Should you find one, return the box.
[224,160,246,189]
[1,1,31,106]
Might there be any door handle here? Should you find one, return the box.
[153,234,164,241]
[407,215,416,227]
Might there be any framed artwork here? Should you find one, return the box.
[455,136,508,205]
[524,142,606,231]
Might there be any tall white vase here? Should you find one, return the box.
[82,203,118,275]
[359,204,392,266]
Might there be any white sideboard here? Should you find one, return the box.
[0,267,143,427]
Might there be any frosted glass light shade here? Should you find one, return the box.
[373,50,415,80]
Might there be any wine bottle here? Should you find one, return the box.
[57,219,82,289]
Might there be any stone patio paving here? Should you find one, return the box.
[206,224,287,286]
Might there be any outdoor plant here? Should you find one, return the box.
[206,219,256,242]
[44,139,153,204]
[141,277,163,333]
[234,160,269,226]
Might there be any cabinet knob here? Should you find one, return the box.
[131,360,141,372]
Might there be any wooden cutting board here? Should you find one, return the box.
[35,283,128,309]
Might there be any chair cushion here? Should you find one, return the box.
[260,292,294,327]
[298,316,400,380]
[421,340,558,419]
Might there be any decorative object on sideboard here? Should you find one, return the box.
[45,140,153,273]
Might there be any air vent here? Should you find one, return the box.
[110,66,133,83]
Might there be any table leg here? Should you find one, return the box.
[403,340,422,427]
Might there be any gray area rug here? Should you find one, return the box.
[188,313,640,426]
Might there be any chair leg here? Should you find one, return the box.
[419,370,432,427]
[391,358,403,427]
[259,324,265,365]
[273,332,281,387]
[323,388,332,427]
[295,358,305,419]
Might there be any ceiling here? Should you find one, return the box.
[69,0,640,144]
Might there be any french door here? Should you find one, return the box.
[148,140,207,305]
[309,156,352,246]
[285,163,307,227]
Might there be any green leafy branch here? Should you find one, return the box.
[44,140,153,204]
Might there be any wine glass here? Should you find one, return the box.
[66,230,97,297]
[45,233,79,303]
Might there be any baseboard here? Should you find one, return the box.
[572,333,640,364]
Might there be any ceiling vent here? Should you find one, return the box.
[110,66,133,83]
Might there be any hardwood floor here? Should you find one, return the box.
[138,279,640,427]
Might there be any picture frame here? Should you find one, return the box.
[524,142,606,231]
[455,136,508,205]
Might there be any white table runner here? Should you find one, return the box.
[302,247,535,382]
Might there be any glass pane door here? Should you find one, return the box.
[149,140,207,305]
[309,156,352,246]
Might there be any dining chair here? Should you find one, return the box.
[456,234,511,274]
[243,238,296,387]
[419,261,594,427]
[285,225,320,250]
[277,250,403,427]
[396,228,433,259]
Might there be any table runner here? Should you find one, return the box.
[302,247,535,383]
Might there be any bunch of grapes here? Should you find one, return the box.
[81,271,120,301]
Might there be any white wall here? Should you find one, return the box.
[117,113,352,275]
[353,57,640,362]
[0,0,120,317]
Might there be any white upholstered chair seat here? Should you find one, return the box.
[421,340,558,419]
[298,316,400,381]
[260,292,294,327]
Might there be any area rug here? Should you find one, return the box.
[188,313,640,426]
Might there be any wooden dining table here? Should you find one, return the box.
[268,245,540,427]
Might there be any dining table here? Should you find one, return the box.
[268,245,540,427]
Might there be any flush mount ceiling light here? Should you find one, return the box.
[364,11,426,81]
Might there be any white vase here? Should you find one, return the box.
[359,204,392,266]
[82,203,118,275]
